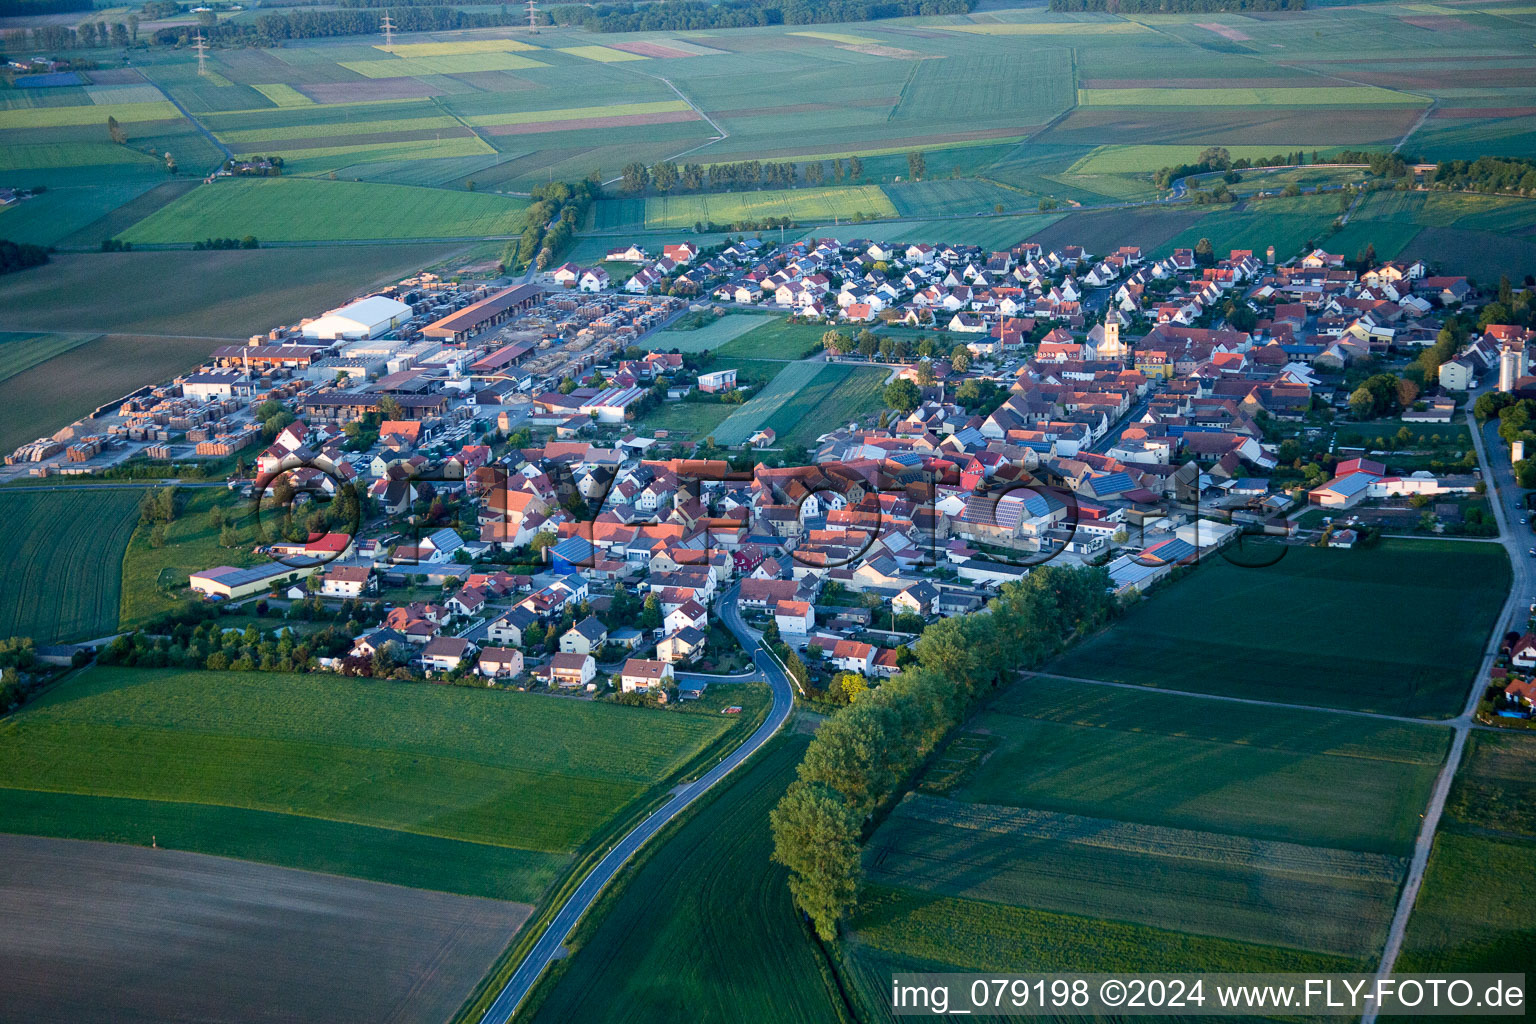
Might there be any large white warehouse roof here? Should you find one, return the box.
[301,295,412,340]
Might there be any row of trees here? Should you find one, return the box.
[1431,157,1536,197]
[620,156,867,196]
[99,618,356,674]
[549,0,975,33]
[1153,147,1384,190]
[149,6,522,46]
[0,238,48,277]
[192,236,260,250]
[769,565,1116,939]
[1052,0,1300,8]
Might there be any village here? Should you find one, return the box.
[10,227,1535,707]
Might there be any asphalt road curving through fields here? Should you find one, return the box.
[479,581,794,1024]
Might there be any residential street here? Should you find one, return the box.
[477,581,793,1024]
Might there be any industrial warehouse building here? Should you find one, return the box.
[188,562,322,600]
[301,295,413,341]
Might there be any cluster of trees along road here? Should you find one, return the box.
[549,0,975,33]
[501,179,598,272]
[768,565,1116,939]
[1152,147,1415,191]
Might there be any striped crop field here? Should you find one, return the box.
[1,488,143,643]
[937,21,1148,34]
[788,30,880,44]
[0,142,161,171]
[711,362,826,445]
[380,39,540,55]
[216,114,461,144]
[462,99,691,129]
[1078,86,1426,106]
[340,53,547,78]
[558,45,649,62]
[251,83,314,108]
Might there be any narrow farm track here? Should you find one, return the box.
[1363,396,1535,1022]
[477,583,794,1024]
[1027,671,1459,728]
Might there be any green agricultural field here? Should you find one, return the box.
[0,179,170,247]
[1397,732,1536,975]
[0,667,759,902]
[523,734,847,1024]
[769,364,891,449]
[0,332,99,384]
[594,185,895,232]
[1068,145,1338,175]
[0,488,144,643]
[1048,540,1509,717]
[714,318,830,361]
[711,361,825,446]
[846,886,1360,992]
[633,400,736,441]
[1160,193,1348,262]
[844,675,1443,1016]
[119,178,528,243]
[1078,87,1425,107]
[0,245,462,338]
[0,334,221,457]
[884,178,1029,219]
[958,676,1446,856]
[645,313,777,354]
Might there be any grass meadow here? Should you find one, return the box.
[523,735,848,1024]
[118,486,264,629]
[714,318,829,361]
[645,313,777,354]
[0,488,144,643]
[0,667,758,902]
[1047,540,1508,717]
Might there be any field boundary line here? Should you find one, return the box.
[1364,406,1530,1021]
[1026,671,1458,727]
